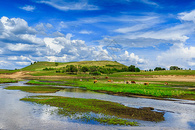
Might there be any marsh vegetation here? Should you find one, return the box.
[21,95,164,125]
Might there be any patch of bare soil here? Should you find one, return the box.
[138,75,195,82]
[0,71,32,80]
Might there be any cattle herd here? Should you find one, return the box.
[92,77,169,85]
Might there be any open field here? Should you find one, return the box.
[26,79,195,100]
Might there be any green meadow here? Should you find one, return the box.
[27,79,195,100]
[0,78,18,83]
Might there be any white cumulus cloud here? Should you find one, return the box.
[119,51,147,66]
[178,9,195,23]
[157,43,195,69]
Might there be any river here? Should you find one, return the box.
[0,81,194,130]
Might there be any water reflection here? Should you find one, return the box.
[0,81,195,130]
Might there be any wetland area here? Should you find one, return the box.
[0,61,195,129]
[0,80,195,130]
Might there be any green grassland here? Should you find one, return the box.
[27,79,195,100]
[0,69,19,74]
[21,61,126,71]
[0,78,18,83]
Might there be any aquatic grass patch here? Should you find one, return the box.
[27,80,65,85]
[78,114,138,126]
[21,95,165,124]
[0,78,18,83]
[4,86,65,93]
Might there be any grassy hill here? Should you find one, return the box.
[21,61,127,71]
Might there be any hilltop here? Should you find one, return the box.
[21,60,127,71]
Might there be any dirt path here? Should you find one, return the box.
[0,71,31,80]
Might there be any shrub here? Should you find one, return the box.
[66,65,78,73]
[81,66,89,73]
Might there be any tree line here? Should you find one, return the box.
[146,66,191,71]
[43,64,140,75]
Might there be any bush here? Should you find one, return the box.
[89,66,99,72]
[43,67,55,71]
[90,71,101,75]
[66,65,78,73]
[81,66,89,73]
[56,70,60,73]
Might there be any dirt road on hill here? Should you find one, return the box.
[0,71,31,80]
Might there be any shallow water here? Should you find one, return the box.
[0,81,195,130]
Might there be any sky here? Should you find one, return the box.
[0,0,195,70]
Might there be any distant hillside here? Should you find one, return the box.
[21,61,127,71]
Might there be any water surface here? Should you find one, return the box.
[0,81,194,130]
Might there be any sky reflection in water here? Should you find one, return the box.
[0,81,194,130]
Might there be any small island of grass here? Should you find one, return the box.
[21,95,165,125]
[4,85,65,93]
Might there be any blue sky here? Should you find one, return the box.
[1,0,195,70]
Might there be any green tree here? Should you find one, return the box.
[170,66,180,70]
[121,67,128,72]
[128,65,135,72]
[66,65,78,73]
[135,67,140,72]
[81,66,89,73]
